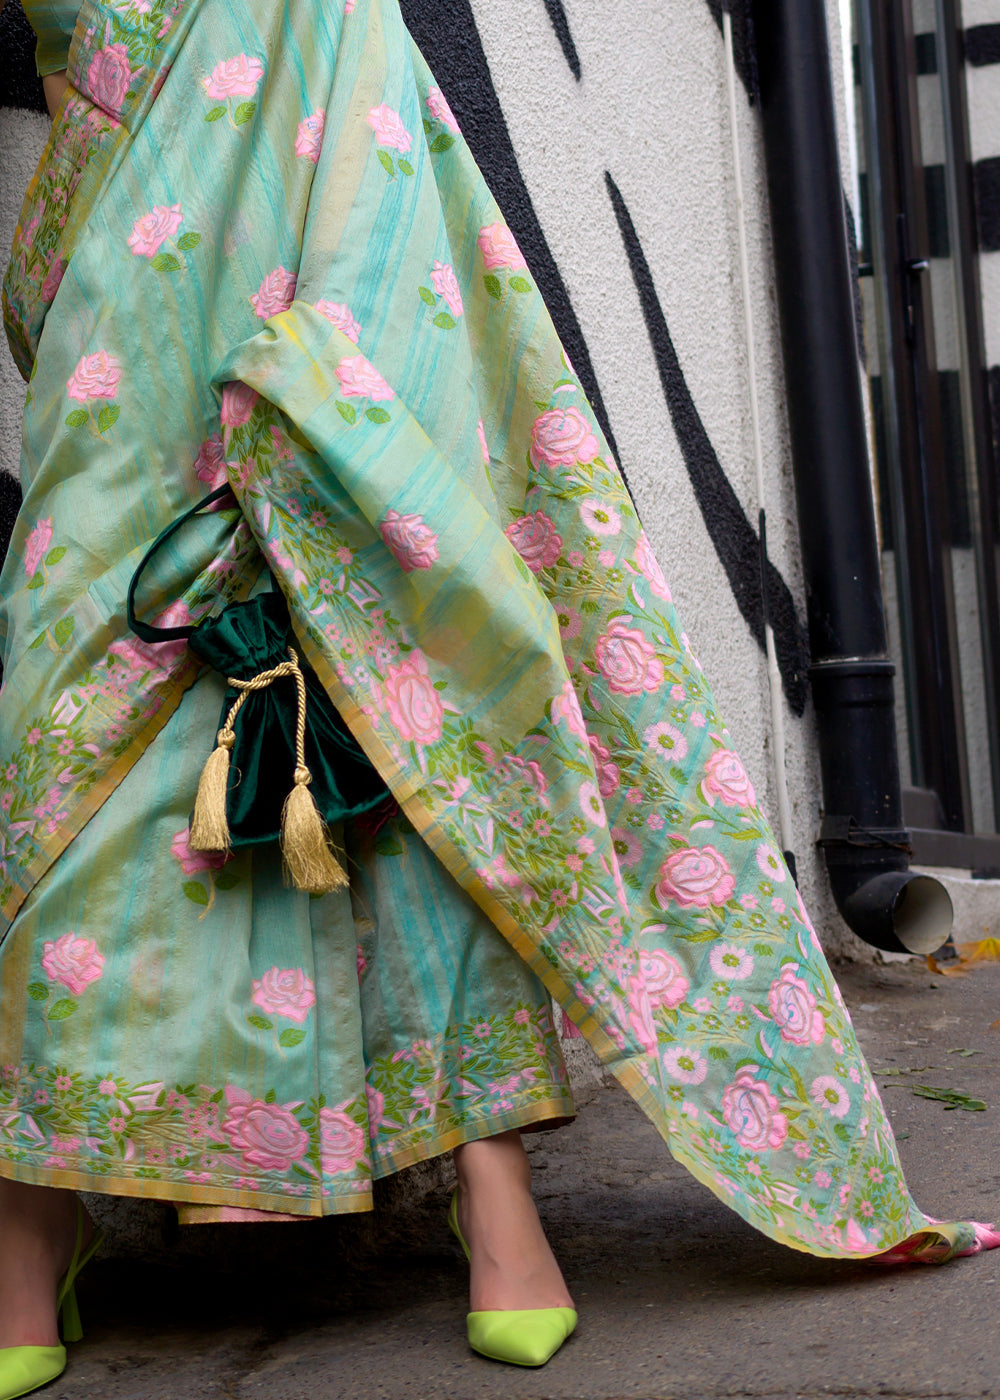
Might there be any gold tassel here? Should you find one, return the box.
[190,729,236,852]
[281,764,349,894]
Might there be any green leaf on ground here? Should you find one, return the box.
[911,1084,987,1111]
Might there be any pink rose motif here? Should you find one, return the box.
[222,1093,309,1171]
[251,967,317,1023]
[41,256,68,303]
[67,350,121,402]
[220,381,259,427]
[23,518,53,579]
[504,511,562,572]
[594,620,663,695]
[170,828,229,876]
[638,950,688,1009]
[656,845,735,909]
[367,103,412,152]
[315,300,361,343]
[477,221,527,272]
[551,679,587,740]
[702,749,756,809]
[203,54,264,101]
[529,407,599,471]
[588,734,620,798]
[335,354,394,401]
[250,266,296,320]
[426,86,460,134]
[88,43,132,113]
[379,510,439,572]
[756,843,786,881]
[193,434,228,489]
[41,933,105,996]
[634,530,672,601]
[626,976,658,1053]
[722,1066,788,1151]
[430,260,463,318]
[295,108,325,162]
[127,203,183,258]
[318,1108,367,1174]
[768,967,825,1046]
[384,651,443,746]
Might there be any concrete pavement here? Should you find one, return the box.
[51,956,1000,1399]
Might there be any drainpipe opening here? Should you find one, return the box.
[832,870,954,956]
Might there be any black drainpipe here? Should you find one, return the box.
[748,0,952,955]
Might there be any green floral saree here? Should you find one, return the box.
[1,0,996,1257]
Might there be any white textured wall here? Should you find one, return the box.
[0,1,866,956]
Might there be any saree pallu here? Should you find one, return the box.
[1,0,996,1256]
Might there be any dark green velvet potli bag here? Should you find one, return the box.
[127,485,389,892]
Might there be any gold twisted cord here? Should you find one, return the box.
[220,648,311,781]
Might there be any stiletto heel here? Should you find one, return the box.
[448,1191,577,1367]
[0,1199,102,1400]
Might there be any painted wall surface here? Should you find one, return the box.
[0,0,869,958]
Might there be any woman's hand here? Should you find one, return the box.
[43,70,69,119]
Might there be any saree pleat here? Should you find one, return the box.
[1,0,996,1259]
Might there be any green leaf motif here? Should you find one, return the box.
[28,631,45,649]
[234,101,256,126]
[150,253,180,273]
[429,133,455,153]
[279,1028,306,1048]
[265,1088,277,1104]
[432,311,456,330]
[509,275,532,294]
[176,231,201,250]
[365,407,391,424]
[398,158,414,176]
[53,615,75,648]
[65,409,89,429]
[97,404,121,434]
[483,273,503,301]
[27,574,45,591]
[214,869,241,891]
[336,401,357,425]
[48,999,78,1021]
[204,105,225,122]
[46,546,67,566]
[418,284,436,305]
[377,149,396,177]
[183,880,209,906]
[248,1014,274,1031]
[27,982,49,1001]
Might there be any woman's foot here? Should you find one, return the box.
[0,1179,94,1348]
[452,1130,574,1313]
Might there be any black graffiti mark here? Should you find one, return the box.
[605,171,810,715]
[398,0,621,473]
[703,0,759,105]
[542,0,581,80]
[1,1,46,113]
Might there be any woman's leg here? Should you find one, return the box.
[453,1130,573,1313]
[0,1178,94,1348]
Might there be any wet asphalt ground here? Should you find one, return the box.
[41,956,1000,1400]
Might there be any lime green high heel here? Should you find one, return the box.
[0,1201,102,1400]
[448,1192,577,1367]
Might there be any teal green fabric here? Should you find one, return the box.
[1,0,996,1260]
[22,0,78,75]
